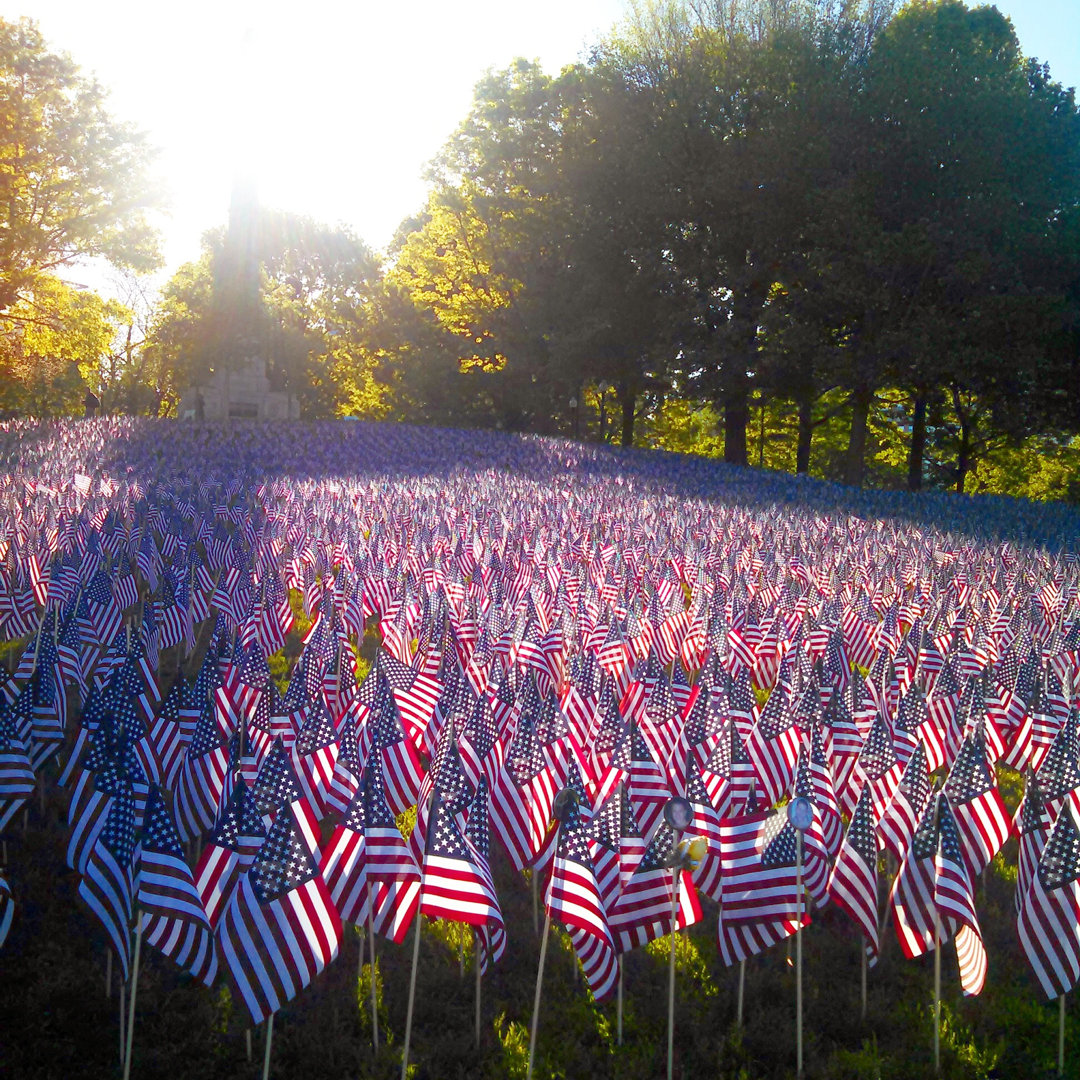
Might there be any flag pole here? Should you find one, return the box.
[933,907,941,1075]
[123,915,143,1080]
[400,914,423,1080]
[106,949,112,998]
[474,931,482,1049]
[860,944,867,1022]
[262,1011,274,1080]
[737,960,745,1027]
[787,795,812,1080]
[527,905,553,1080]
[1059,993,1066,1078]
[119,980,126,1066]
[616,956,623,1045]
[402,787,440,1080]
[667,863,681,1080]
[796,829,804,1080]
[527,785,577,1080]
[368,898,379,1051]
[661,796,695,1080]
[532,868,539,936]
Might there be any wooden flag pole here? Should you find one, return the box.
[526,905,553,1080]
[860,944,868,1022]
[1059,993,1066,1078]
[933,907,942,1075]
[617,957,624,1046]
[531,869,539,936]
[737,960,746,1027]
[357,923,364,987]
[528,788,578,1080]
[402,788,439,1080]
[796,829,804,1080]
[400,913,423,1080]
[123,916,144,1080]
[245,1030,252,1062]
[666,865,682,1080]
[262,1012,274,1080]
[475,932,482,1049]
[367,895,379,1050]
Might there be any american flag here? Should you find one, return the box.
[745,681,800,807]
[890,791,943,961]
[719,810,807,925]
[371,684,425,818]
[320,780,373,928]
[490,711,556,870]
[941,729,1011,877]
[828,785,880,959]
[0,871,11,949]
[291,697,340,820]
[1033,709,1080,818]
[137,786,217,985]
[934,795,987,995]
[250,739,321,863]
[79,570,123,643]
[218,801,343,1025]
[324,711,363,817]
[545,801,618,1001]
[877,742,933,865]
[194,779,266,928]
[77,786,137,979]
[148,677,193,791]
[1017,796,1080,999]
[420,786,502,930]
[701,715,756,817]
[0,695,34,828]
[609,819,702,951]
[360,758,421,944]
[174,688,231,844]
[1015,773,1051,915]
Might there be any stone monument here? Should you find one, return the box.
[177,173,299,422]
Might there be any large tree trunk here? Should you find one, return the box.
[951,384,971,494]
[796,395,814,475]
[844,385,873,487]
[721,281,768,468]
[907,393,927,492]
[724,380,750,466]
[618,382,635,447]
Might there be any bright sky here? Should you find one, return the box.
[19,0,1080,283]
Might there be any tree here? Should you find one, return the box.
[0,274,131,415]
[0,18,162,317]
[833,0,1080,488]
[587,1,897,466]
[142,212,384,420]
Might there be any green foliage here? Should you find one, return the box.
[396,804,418,839]
[142,212,385,420]
[0,18,162,316]
[644,931,719,998]
[0,274,133,416]
[493,1011,530,1080]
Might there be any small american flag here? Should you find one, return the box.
[137,786,217,985]
[1017,795,1080,999]
[194,780,266,928]
[218,801,342,1025]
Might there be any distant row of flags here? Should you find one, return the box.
[1,417,1080,1068]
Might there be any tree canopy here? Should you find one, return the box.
[9,3,1080,503]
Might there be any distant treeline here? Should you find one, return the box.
[3,3,1080,499]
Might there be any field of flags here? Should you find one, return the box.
[2,416,1080,1078]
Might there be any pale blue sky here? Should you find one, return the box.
[19,0,1080,278]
